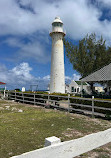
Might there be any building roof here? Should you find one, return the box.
[81,63,111,82]
[75,81,87,85]
[0,82,6,85]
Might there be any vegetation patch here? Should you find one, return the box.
[0,100,111,158]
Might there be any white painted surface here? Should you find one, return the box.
[11,128,111,158]
[50,17,65,93]
[4,90,5,98]
[66,80,91,94]
[45,136,61,147]
[22,87,25,92]
[95,86,104,92]
[52,17,63,24]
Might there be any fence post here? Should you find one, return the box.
[45,136,61,147]
[46,93,50,107]
[22,92,24,103]
[53,101,55,107]
[4,89,6,98]
[48,93,49,103]
[7,90,9,100]
[92,96,94,118]
[34,92,35,105]
[81,81,83,97]
[15,90,16,101]
[68,94,70,112]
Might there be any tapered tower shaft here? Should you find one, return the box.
[50,17,65,93]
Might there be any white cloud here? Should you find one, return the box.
[18,42,50,63]
[43,75,50,80]
[4,37,50,63]
[3,38,23,47]
[97,0,111,7]
[1,0,110,64]
[0,62,50,90]
[65,76,71,81]
[0,0,55,35]
[0,0,111,43]
[65,73,81,83]
[60,0,101,38]
[0,0,111,65]
[10,63,33,81]
[0,64,7,72]
[1,0,111,84]
[0,62,81,90]
[73,74,81,81]
[0,62,34,87]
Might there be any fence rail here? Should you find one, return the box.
[2,91,111,118]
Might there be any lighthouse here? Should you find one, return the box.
[50,17,66,93]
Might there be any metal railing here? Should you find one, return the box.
[49,28,66,35]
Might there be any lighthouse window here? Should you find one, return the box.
[53,23,62,27]
[53,23,57,26]
[54,23,60,26]
[53,23,56,26]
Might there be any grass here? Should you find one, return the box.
[77,145,111,158]
[0,100,111,158]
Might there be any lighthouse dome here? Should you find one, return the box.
[52,17,63,24]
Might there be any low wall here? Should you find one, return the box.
[11,128,111,158]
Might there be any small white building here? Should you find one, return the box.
[94,86,104,93]
[65,80,91,94]
[22,87,25,92]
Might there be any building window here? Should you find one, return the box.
[75,88,76,92]
[71,87,74,92]
[77,88,79,93]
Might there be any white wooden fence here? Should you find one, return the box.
[3,91,111,118]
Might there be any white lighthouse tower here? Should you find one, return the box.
[50,17,66,93]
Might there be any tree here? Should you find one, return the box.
[64,33,111,78]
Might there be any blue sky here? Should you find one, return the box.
[0,0,111,90]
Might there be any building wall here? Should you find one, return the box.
[69,81,79,93]
[94,87,104,92]
[65,81,91,94]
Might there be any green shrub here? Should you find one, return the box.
[49,93,68,101]
[50,93,68,96]
[105,113,111,120]
[70,97,111,115]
